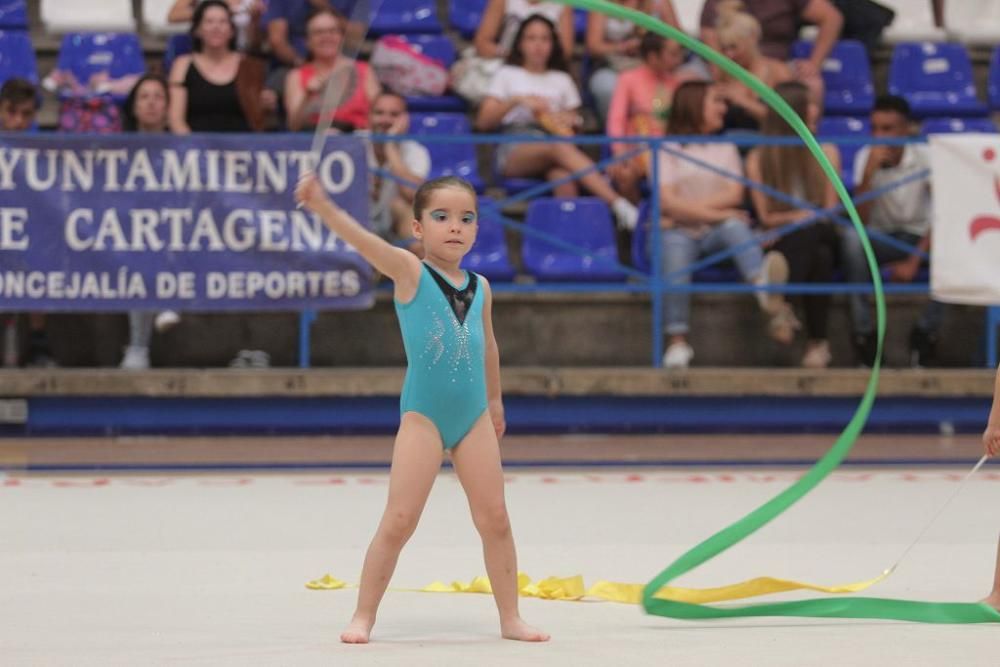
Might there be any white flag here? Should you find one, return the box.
[930,134,1000,305]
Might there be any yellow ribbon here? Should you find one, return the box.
[306,571,889,604]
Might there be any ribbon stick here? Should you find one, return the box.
[552,0,1000,624]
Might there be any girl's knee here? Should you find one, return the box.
[473,503,511,539]
[379,509,420,546]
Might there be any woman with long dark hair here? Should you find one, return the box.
[168,0,250,133]
[476,15,638,230]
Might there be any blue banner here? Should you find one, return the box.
[0,133,373,311]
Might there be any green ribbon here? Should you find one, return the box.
[555,0,1000,623]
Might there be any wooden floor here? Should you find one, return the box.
[0,433,990,470]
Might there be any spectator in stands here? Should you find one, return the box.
[474,0,574,61]
[700,0,842,69]
[168,0,251,133]
[476,15,638,231]
[746,81,840,368]
[168,0,266,52]
[709,1,821,132]
[585,0,680,125]
[265,0,363,72]
[364,92,430,255]
[168,0,270,130]
[842,94,942,368]
[606,32,693,202]
[655,80,788,370]
[0,78,55,367]
[119,75,178,370]
[284,7,381,132]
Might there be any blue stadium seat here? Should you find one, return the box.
[163,33,192,75]
[990,46,1000,111]
[370,0,441,35]
[921,117,998,134]
[461,197,517,281]
[0,1,27,29]
[56,33,146,103]
[0,30,37,85]
[407,112,484,192]
[391,34,466,112]
[522,198,626,282]
[631,200,741,281]
[817,116,871,191]
[792,40,874,115]
[448,0,486,39]
[888,42,988,118]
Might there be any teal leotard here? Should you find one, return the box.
[395,262,487,449]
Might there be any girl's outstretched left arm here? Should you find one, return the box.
[482,277,505,439]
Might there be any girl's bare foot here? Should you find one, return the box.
[983,592,1000,612]
[501,617,550,642]
[340,615,374,644]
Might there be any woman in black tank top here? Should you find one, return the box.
[168,0,250,133]
[183,59,249,132]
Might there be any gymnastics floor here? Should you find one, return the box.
[1,437,997,665]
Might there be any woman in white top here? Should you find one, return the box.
[474,0,575,61]
[476,15,638,230]
[585,0,680,123]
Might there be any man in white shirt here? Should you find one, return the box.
[842,95,943,367]
[364,92,431,255]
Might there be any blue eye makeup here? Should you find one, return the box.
[430,210,448,222]
[461,212,477,224]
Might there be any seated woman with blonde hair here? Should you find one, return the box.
[712,0,822,132]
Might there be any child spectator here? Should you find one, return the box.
[474,0,574,61]
[585,0,680,124]
[606,32,692,202]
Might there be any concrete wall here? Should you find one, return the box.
[26,292,989,368]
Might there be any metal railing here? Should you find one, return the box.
[296,131,978,367]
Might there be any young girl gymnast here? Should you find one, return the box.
[295,173,549,644]
[984,363,999,611]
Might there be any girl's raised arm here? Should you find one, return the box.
[295,173,421,291]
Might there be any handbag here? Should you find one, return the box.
[58,96,122,134]
[371,35,449,97]
[450,47,502,106]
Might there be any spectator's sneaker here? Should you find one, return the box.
[154,310,181,333]
[662,341,694,370]
[802,340,832,369]
[26,353,57,368]
[246,350,271,368]
[909,326,938,368]
[853,333,877,368]
[119,345,150,370]
[754,251,789,314]
[229,350,271,369]
[611,198,638,231]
